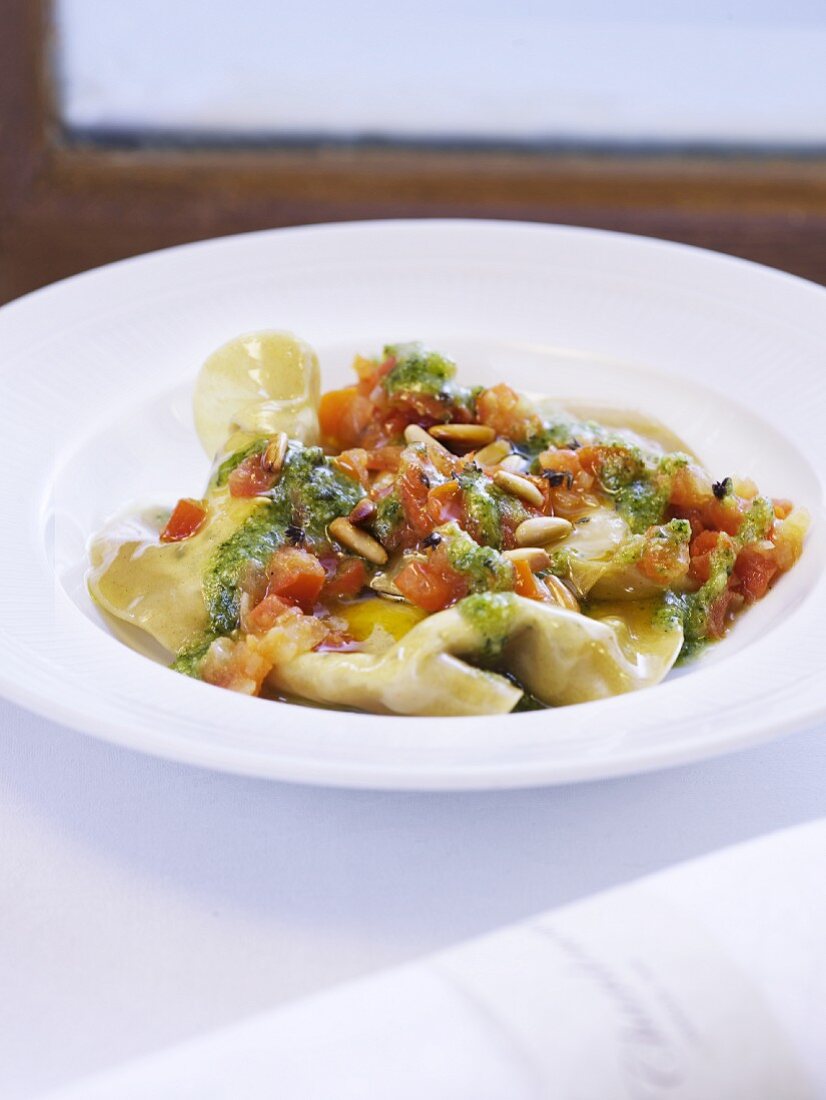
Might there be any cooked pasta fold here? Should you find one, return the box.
[88,333,807,716]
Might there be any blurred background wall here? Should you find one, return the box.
[56,0,826,147]
[2,0,826,302]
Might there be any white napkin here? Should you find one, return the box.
[48,818,826,1098]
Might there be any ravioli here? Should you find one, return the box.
[268,594,683,716]
[87,334,807,716]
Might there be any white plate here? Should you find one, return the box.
[1,220,824,789]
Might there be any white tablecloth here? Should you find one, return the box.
[3,697,826,1099]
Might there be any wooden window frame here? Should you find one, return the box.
[3,0,826,305]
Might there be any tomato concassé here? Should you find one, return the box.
[88,339,807,714]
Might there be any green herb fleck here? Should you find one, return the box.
[213,439,268,487]
[373,492,404,547]
[457,591,517,660]
[442,523,515,592]
[203,501,288,635]
[737,496,774,546]
[382,342,479,413]
[655,536,737,657]
[278,445,364,545]
[456,465,528,549]
[171,633,217,679]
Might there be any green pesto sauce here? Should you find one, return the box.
[457,591,517,660]
[171,633,217,678]
[373,492,404,546]
[213,439,267,487]
[738,496,775,545]
[611,453,689,535]
[442,523,515,593]
[202,443,364,636]
[456,465,527,549]
[548,546,572,577]
[642,518,692,561]
[518,416,594,460]
[614,479,669,533]
[654,495,772,662]
[279,445,364,544]
[203,501,288,635]
[523,419,690,536]
[382,342,480,412]
[655,538,737,658]
[521,415,646,463]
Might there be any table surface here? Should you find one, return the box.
[3,697,826,1098]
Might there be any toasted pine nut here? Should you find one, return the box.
[545,575,581,613]
[403,423,431,445]
[503,547,551,571]
[401,422,442,447]
[329,517,388,565]
[348,498,377,526]
[474,439,511,466]
[428,423,496,449]
[262,432,288,476]
[498,454,528,474]
[514,516,573,547]
[493,469,545,509]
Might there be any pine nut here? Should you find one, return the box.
[400,422,441,448]
[428,423,496,449]
[262,433,288,472]
[261,432,288,476]
[348,498,377,526]
[474,439,511,466]
[503,547,551,571]
[514,516,573,547]
[545,575,581,613]
[493,469,545,509]
[498,454,528,474]
[329,517,388,565]
[403,423,432,445]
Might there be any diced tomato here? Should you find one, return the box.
[773,498,793,520]
[380,412,416,447]
[160,498,207,542]
[228,455,276,498]
[476,384,541,442]
[323,557,368,600]
[201,636,270,695]
[335,448,370,485]
[319,386,374,449]
[397,454,435,538]
[734,545,779,602]
[364,446,404,472]
[512,558,546,600]
[671,507,706,539]
[537,449,582,477]
[703,497,749,537]
[577,444,643,486]
[638,534,690,585]
[395,559,467,612]
[689,529,723,583]
[706,589,740,639]
[243,592,292,634]
[266,547,326,612]
[427,480,464,526]
[690,530,739,586]
[536,449,597,517]
[669,464,715,509]
[353,354,393,386]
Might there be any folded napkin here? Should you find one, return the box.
[48,819,826,1099]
